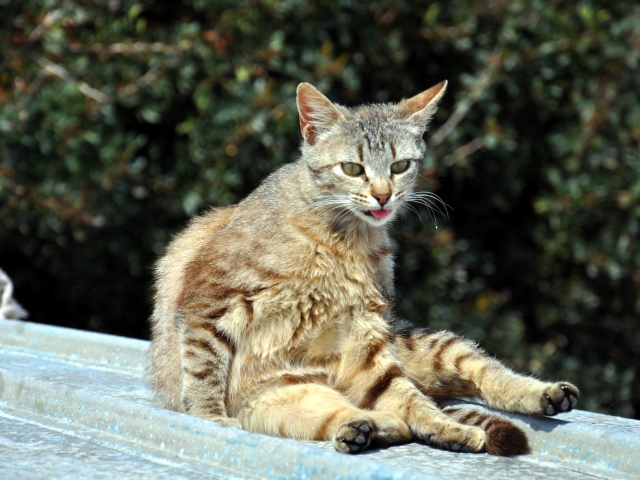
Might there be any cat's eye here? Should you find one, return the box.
[341,162,365,177]
[390,160,410,174]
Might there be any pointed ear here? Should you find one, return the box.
[296,83,343,145]
[397,80,448,130]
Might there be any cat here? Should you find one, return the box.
[148,81,579,455]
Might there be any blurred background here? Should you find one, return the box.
[1,0,638,419]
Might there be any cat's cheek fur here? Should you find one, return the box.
[149,80,577,456]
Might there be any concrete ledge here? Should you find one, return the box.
[1,319,639,479]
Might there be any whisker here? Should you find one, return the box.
[332,206,356,225]
[409,191,452,213]
[411,198,449,220]
[403,203,426,226]
[310,199,346,208]
[403,194,446,227]
[407,191,451,220]
[325,203,352,213]
[408,191,449,205]
[418,202,444,227]
[310,196,352,214]
[419,202,438,226]
[416,173,445,187]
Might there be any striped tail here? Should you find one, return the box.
[443,405,530,456]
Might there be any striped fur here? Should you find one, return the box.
[442,406,530,456]
[149,81,578,455]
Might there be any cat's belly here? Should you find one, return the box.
[214,236,390,410]
[223,301,391,414]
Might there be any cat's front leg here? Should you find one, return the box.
[393,325,579,416]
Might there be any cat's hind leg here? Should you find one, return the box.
[347,347,527,455]
[178,308,241,428]
[236,383,412,453]
[394,325,579,417]
[352,366,490,454]
[442,405,529,455]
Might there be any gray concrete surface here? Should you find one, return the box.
[1,318,638,479]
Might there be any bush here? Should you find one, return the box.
[1,0,638,418]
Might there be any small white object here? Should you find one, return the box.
[0,268,28,320]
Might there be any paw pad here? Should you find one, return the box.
[542,383,579,416]
[334,419,374,453]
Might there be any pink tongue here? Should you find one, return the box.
[370,209,390,219]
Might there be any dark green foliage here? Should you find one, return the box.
[1,1,638,418]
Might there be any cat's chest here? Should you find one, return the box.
[289,245,391,362]
[236,237,388,356]
[292,242,387,330]
[303,240,384,304]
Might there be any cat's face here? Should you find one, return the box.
[297,82,447,228]
[304,108,425,227]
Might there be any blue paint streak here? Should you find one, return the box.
[109,424,124,434]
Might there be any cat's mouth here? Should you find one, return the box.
[365,209,391,220]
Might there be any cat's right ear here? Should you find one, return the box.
[296,83,343,145]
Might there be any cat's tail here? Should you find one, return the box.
[442,405,530,456]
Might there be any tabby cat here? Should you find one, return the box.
[149,81,579,455]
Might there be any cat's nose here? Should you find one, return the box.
[373,193,390,206]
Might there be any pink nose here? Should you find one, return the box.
[374,194,390,206]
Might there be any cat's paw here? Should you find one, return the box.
[428,424,486,453]
[333,418,373,453]
[210,416,242,428]
[540,382,579,416]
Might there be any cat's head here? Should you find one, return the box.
[297,81,447,227]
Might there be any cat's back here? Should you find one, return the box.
[150,161,314,341]
[149,202,239,409]
[154,161,302,307]
[154,205,236,314]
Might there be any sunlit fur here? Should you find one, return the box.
[149,82,579,456]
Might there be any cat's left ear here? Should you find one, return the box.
[397,80,448,131]
[297,83,343,145]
